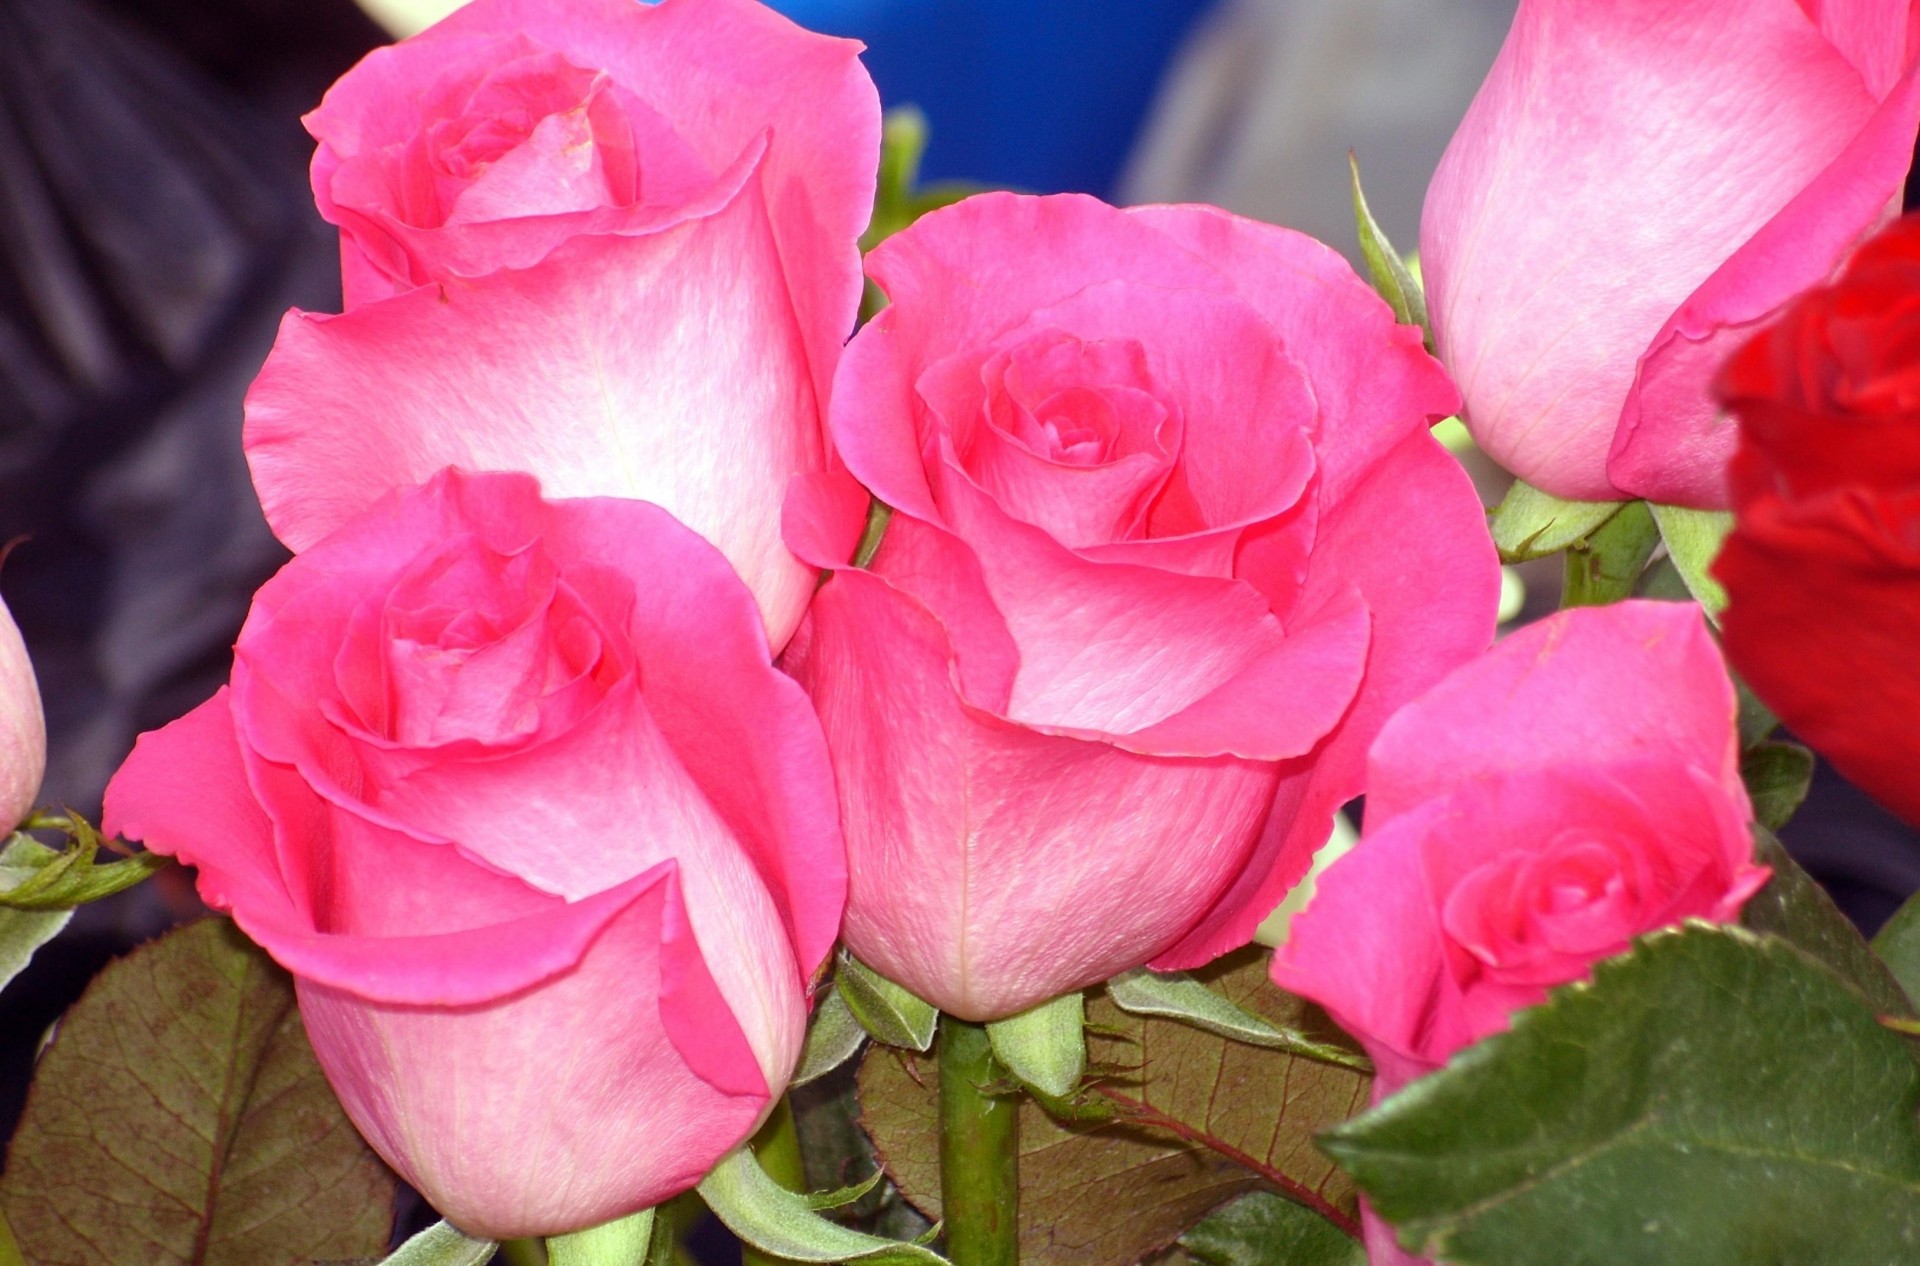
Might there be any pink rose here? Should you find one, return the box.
[244,0,879,649]
[102,469,844,1238]
[1422,0,1920,507]
[784,192,1499,1020]
[0,595,43,830]
[1271,601,1766,1265]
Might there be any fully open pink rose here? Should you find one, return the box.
[244,0,879,649]
[785,192,1499,1020]
[1423,0,1920,507]
[1271,601,1766,1266]
[103,470,844,1239]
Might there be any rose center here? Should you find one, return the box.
[333,533,614,749]
[1443,830,1652,982]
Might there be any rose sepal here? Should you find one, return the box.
[1487,480,1631,564]
[1107,966,1372,1073]
[697,1145,950,1264]
[985,991,1087,1098]
[546,1210,657,1266]
[836,949,939,1052]
[377,1220,495,1265]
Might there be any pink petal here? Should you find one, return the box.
[1422,0,1880,500]
[1154,431,1499,967]
[862,511,1020,712]
[327,0,877,409]
[1609,65,1920,507]
[1368,600,1744,825]
[538,492,848,982]
[931,469,1294,740]
[102,693,307,940]
[1124,203,1459,507]
[247,165,822,648]
[1269,797,1464,1068]
[297,862,774,1240]
[835,193,1227,520]
[793,568,1279,1020]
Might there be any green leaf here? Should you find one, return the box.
[697,1146,949,1264]
[1180,1193,1368,1266]
[794,982,868,1086]
[1740,741,1815,833]
[1648,503,1733,620]
[1323,924,1920,1266]
[838,951,939,1052]
[380,1221,496,1266]
[986,991,1085,1097]
[858,948,1367,1266]
[1348,153,1429,342]
[0,837,70,993]
[1106,968,1371,1073]
[1488,481,1628,563]
[0,919,398,1264]
[1873,891,1920,1007]
[548,1210,655,1266]
[1742,825,1912,1017]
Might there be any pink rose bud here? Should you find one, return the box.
[104,470,845,1239]
[784,192,1500,1021]
[244,0,880,650]
[1272,601,1767,1265]
[1422,0,1920,508]
[0,594,44,830]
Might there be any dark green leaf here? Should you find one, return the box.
[1872,891,1920,1007]
[1323,924,1920,1266]
[857,948,1367,1266]
[1736,674,1781,748]
[1,919,398,1264]
[1180,1193,1367,1266]
[1743,826,1911,1017]
[1741,741,1815,832]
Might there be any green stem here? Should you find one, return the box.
[939,1014,1019,1266]
[741,1095,806,1266]
[1561,500,1659,608]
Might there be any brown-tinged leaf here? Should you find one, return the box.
[856,948,1370,1266]
[1,918,398,1265]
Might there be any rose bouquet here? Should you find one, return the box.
[4,0,1920,1264]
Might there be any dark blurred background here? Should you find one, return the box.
[2,0,1916,1259]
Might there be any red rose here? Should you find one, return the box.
[1716,213,1920,825]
